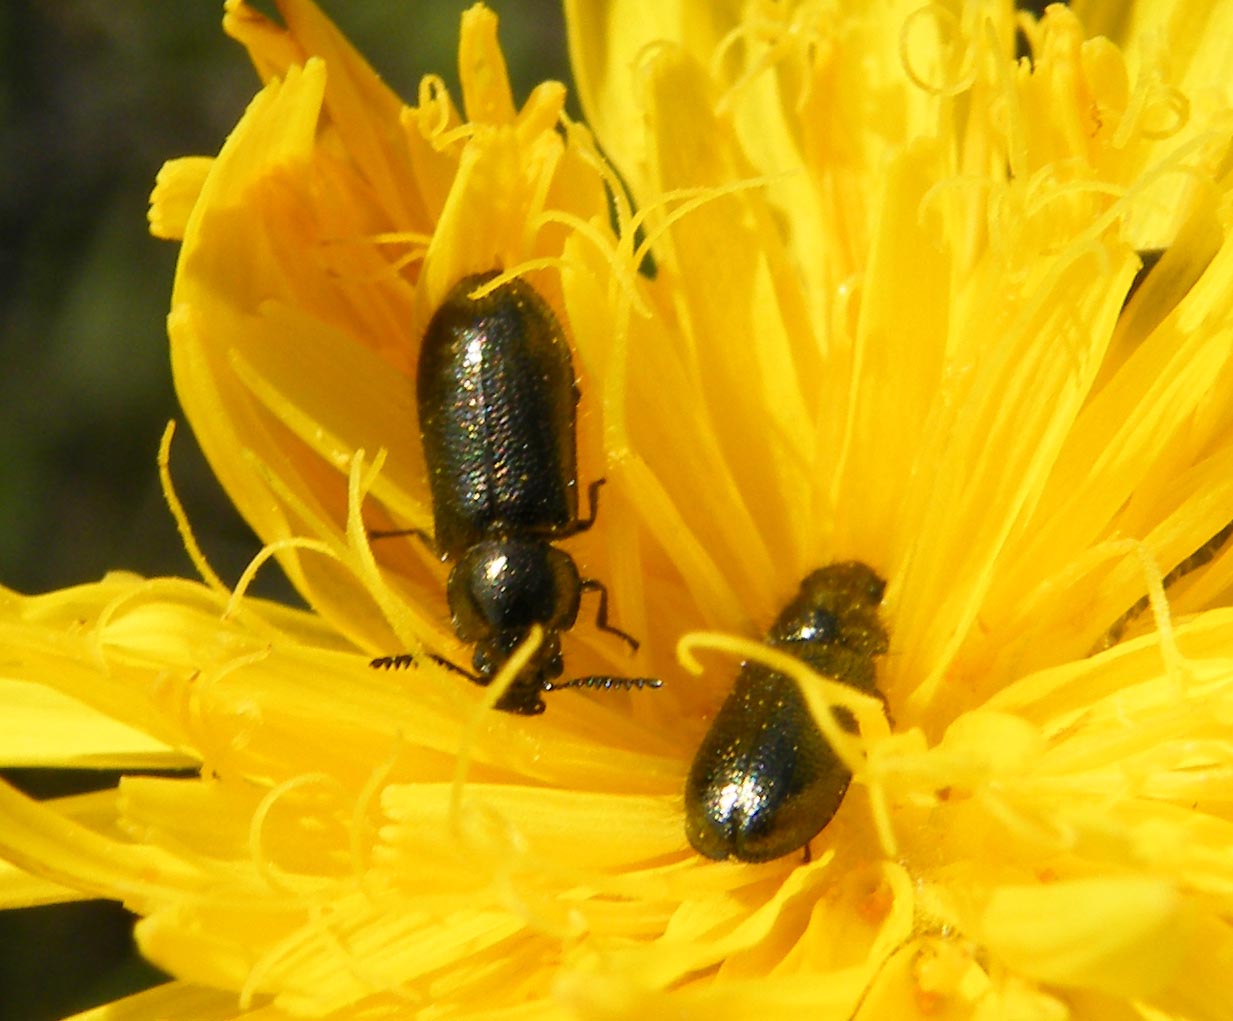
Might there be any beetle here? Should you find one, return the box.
[684,561,889,862]
[1089,246,1231,651]
[1092,520,1233,653]
[371,270,659,714]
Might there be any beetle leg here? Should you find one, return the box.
[370,651,479,682]
[367,524,438,557]
[569,477,606,533]
[579,577,639,652]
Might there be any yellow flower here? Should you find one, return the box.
[3,0,1233,1018]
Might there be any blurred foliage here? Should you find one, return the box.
[0,1,569,1017]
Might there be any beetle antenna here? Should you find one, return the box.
[546,675,662,693]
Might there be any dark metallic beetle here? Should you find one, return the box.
[1089,246,1233,652]
[372,271,658,714]
[1092,521,1233,653]
[685,561,889,862]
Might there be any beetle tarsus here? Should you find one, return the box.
[370,654,416,670]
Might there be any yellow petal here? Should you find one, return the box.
[0,679,182,768]
[0,859,83,910]
[59,981,240,1021]
[148,157,213,241]
[565,0,733,200]
[980,876,1193,997]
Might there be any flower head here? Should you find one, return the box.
[4,0,1233,1018]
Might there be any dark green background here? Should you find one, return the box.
[0,2,569,1017]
